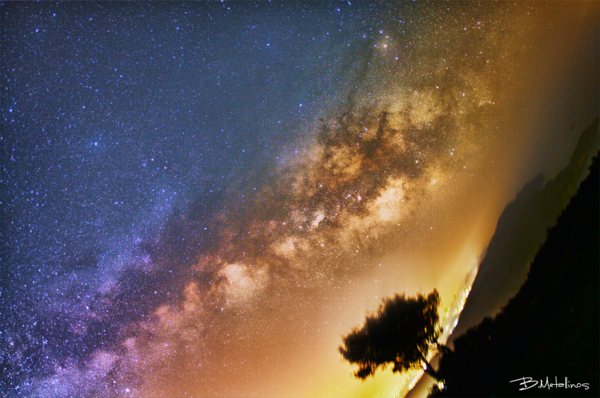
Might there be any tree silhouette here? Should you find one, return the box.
[339,289,445,381]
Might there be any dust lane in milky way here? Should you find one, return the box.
[1,1,598,397]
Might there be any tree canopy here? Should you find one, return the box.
[339,289,442,380]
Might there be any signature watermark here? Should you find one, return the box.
[510,376,589,391]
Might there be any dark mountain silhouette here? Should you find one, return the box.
[451,117,598,338]
[430,152,599,396]
[406,118,599,398]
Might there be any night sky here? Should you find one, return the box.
[1,2,598,397]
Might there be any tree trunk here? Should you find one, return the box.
[420,355,441,381]
[437,343,453,356]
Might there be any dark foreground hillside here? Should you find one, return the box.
[430,154,599,397]
[452,118,598,339]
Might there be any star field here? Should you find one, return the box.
[1,1,598,397]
